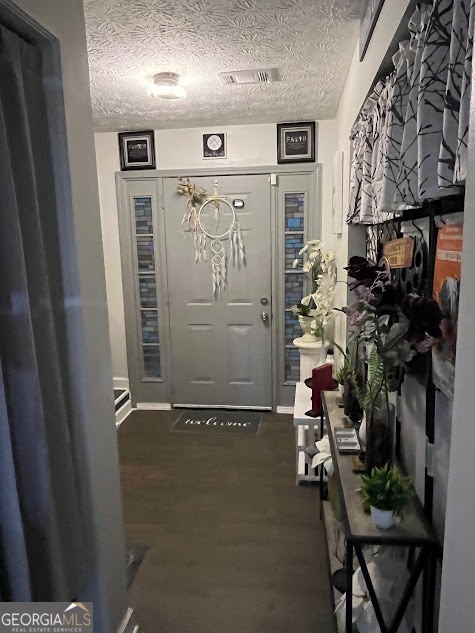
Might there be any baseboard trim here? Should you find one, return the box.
[116,607,138,633]
[114,377,129,390]
[276,406,294,414]
[136,402,172,410]
[174,404,271,410]
[116,400,133,428]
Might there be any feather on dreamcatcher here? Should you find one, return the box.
[177,177,207,237]
[177,178,245,295]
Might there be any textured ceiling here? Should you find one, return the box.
[84,0,363,131]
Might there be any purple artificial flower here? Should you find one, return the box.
[345,256,388,291]
[414,334,436,354]
[345,308,366,334]
[353,285,372,302]
[400,294,443,343]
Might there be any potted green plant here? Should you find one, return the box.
[358,464,414,529]
[332,338,363,423]
[335,365,348,396]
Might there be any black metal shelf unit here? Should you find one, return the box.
[364,196,463,538]
[321,391,438,633]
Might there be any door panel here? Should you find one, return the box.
[163,175,272,408]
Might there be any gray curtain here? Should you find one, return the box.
[347,0,475,224]
[0,23,90,600]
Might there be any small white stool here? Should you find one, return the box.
[293,381,321,484]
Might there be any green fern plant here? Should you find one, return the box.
[361,347,386,412]
[359,464,413,513]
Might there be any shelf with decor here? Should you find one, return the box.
[321,391,438,633]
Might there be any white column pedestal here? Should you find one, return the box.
[293,337,329,382]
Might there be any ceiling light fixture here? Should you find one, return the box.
[148,72,186,100]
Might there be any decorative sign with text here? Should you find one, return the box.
[432,222,464,397]
[171,409,261,435]
[383,237,414,268]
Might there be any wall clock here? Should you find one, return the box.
[203,133,226,159]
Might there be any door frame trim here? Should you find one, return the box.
[0,0,132,626]
[117,164,321,411]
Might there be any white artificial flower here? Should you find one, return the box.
[290,238,335,322]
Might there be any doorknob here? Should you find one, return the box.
[261,312,269,322]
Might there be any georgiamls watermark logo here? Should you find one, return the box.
[0,602,93,633]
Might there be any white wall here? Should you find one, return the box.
[156,124,277,169]
[95,134,128,381]
[318,120,338,247]
[9,1,128,631]
[439,69,475,633]
[95,120,336,381]
[332,0,412,355]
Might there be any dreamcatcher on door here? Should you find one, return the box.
[177,178,245,295]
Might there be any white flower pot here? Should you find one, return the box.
[297,315,318,342]
[338,383,344,396]
[358,412,367,448]
[370,506,394,530]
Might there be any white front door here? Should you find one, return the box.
[163,174,272,408]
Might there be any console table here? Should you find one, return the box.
[321,391,437,633]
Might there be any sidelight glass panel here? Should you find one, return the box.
[141,311,159,344]
[134,196,153,234]
[284,347,300,384]
[143,346,160,378]
[284,193,305,231]
[284,234,304,270]
[284,312,301,347]
[283,192,305,383]
[133,196,161,379]
[139,275,157,308]
[136,236,155,271]
[284,272,304,308]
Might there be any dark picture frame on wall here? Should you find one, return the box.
[277,121,315,164]
[203,132,226,159]
[359,0,385,61]
[118,130,156,170]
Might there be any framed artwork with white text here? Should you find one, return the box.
[277,122,315,164]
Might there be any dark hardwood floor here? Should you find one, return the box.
[118,409,335,633]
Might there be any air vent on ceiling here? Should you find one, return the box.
[218,68,281,86]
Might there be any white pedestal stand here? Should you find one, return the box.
[293,337,328,382]
[292,337,334,485]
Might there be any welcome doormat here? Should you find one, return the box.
[171,409,262,435]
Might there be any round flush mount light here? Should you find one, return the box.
[148,72,186,100]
